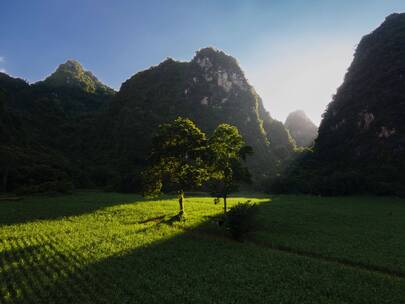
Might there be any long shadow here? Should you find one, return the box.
[0,191,269,227]
[0,191,174,226]
[2,210,404,304]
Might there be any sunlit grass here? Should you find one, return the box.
[1,193,258,264]
[0,192,404,303]
[0,193,267,303]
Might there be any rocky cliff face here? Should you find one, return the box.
[1,49,295,192]
[286,13,405,195]
[103,47,295,185]
[285,110,317,147]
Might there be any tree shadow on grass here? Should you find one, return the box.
[4,196,405,303]
[0,190,270,227]
[1,206,405,304]
[0,191,176,227]
[138,215,167,224]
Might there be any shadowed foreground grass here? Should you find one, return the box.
[0,192,404,303]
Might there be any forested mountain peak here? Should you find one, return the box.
[0,47,294,193]
[39,60,115,95]
[283,12,405,196]
[103,47,295,188]
[284,110,318,147]
[317,12,405,151]
[383,12,405,23]
[0,61,116,193]
[0,73,29,94]
[286,110,312,123]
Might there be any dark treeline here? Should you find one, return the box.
[269,13,405,197]
[1,13,404,196]
[0,50,295,194]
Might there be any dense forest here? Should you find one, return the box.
[1,14,404,196]
[2,4,405,304]
[272,13,405,196]
[0,49,295,193]
[95,48,296,192]
[0,61,115,193]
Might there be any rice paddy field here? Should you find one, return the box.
[0,191,404,303]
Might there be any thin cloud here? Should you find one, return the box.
[0,68,6,73]
[0,56,4,63]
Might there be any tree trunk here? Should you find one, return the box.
[178,190,185,215]
[223,195,227,214]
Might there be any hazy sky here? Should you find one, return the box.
[1,1,405,124]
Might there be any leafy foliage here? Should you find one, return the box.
[0,48,296,193]
[225,201,258,240]
[143,117,210,213]
[143,118,254,215]
[100,47,294,187]
[208,124,253,212]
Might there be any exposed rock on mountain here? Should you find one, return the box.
[282,13,405,195]
[1,50,295,193]
[285,110,318,147]
[101,48,295,188]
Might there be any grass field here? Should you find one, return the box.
[0,191,404,303]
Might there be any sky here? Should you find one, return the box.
[1,0,405,125]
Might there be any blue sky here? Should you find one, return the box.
[1,0,405,124]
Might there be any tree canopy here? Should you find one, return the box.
[143,117,210,215]
[143,118,253,216]
[208,124,253,213]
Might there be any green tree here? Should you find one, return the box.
[142,117,209,216]
[208,124,253,214]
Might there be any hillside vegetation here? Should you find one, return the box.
[1,14,405,197]
[0,63,115,194]
[0,49,296,194]
[276,13,405,196]
[98,48,295,191]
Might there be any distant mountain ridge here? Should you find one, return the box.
[8,46,379,194]
[281,13,405,196]
[285,110,317,147]
[0,63,115,193]
[0,49,294,192]
[97,47,295,190]
[39,60,114,95]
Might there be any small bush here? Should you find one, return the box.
[225,201,258,240]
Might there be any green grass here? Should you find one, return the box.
[253,195,405,274]
[0,191,404,303]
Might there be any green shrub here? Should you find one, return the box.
[225,201,258,240]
